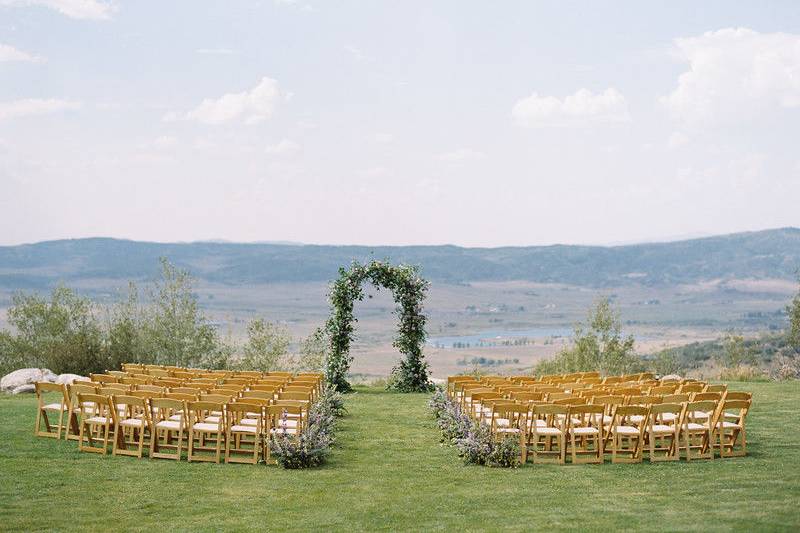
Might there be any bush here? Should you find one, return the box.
[269,388,344,469]
[429,389,521,468]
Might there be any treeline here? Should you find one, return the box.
[0,259,326,377]
[534,286,800,380]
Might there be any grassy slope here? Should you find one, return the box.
[1,382,799,532]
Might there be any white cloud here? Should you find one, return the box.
[0,98,80,120]
[437,148,486,162]
[266,139,300,155]
[373,133,394,143]
[0,43,43,62]
[360,166,388,178]
[512,88,629,127]
[183,77,282,125]
[662,28,800,124]
[196,48,237,56]
[344,44,367,62]
[152,136,178,150]
[1,0,115,20]
[668,131,689,150]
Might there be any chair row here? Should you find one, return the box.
[478,395,750,464]
[35,385,311,464]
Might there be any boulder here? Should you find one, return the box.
[661,374,683,381]
[55,373,90,385]
[0,368,57,393]
[11,384,36,394]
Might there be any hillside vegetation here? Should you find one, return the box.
[1,227,799,289]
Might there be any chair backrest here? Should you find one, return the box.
[130,390,162,400]
[227,402,264,427]
[151,398,186,424]
[568,404,604,427]
[548,392,573,401]
[533,404,569,430]
[553,397,583,406]
[201,393,235,403]
[187,401,224,428]
[610,405,649,426]
[679,383,704,394]
[90,373,118,384]
[114,394,152,422]
[170,387,200,395]
[241,390,273,400]
[137,384,166,393]
[704,384,727,393]
[36,382,68,404]
[662,393,689,403]
[719,399,750,424]
[279,391,312,402]
[627,395,662,406]
[250,384,279,393]
[650,384,678,395]
[491,404,528,429]
[282,385,313,395]
[266,404,304,429]
[685,400,717,425]
[165,392,197,401]
[77,392,114,420]
[692,392,722,402]
[649,402,683,424]
[509,391,543,402]
[121,377,149,385]
[724,391,752,401]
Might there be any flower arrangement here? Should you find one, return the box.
[428,387,521,468]
[269,388,345,469]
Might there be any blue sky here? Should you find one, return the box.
[2,1,800,246]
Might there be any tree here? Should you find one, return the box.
[536,297,638,376]
[105,282,151,369]
[5,286,106,375]
[788,275,800,352]
[238,318,291,372]
[716,332,757,368]
[293,327,328,373]
[144,258,227,368]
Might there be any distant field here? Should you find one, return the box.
[1,382,798,531]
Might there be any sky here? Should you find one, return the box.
[1,0,800,247]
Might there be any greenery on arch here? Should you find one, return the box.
[325,260,433,393]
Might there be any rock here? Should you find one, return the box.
[11,384,36,394]
[55,373,90,385]
[661,374,682,381]
[0,368,57,393]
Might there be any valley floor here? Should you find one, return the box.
[1,382,799,531]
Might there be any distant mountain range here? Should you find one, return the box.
[1,228,799,289]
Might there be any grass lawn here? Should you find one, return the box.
[1,382,799,532]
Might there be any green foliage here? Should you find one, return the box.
[2,287,106,375]
[0,259,232,376]
[238,318,291,372]
[716,332,758,369]
[788,275,800,351]
[650,349,681,376]
[325,260,432,393]
[535,297,638,376]
[145,258,227,368]
[294,327,328,373]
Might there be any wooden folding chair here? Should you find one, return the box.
[530,404,568,465]
[682,400,716,460]
[65,383,99,441]
[187,401,226,463]
[713,399,750,458]
[112,395,153,459]
[567,404,605,464]
[265,404,304,464]
[225,402,263,465]
[704,384,728,394]
[150,398,187,461]
[34,382,69,439]
[77,393,116,455]
[608,405,648,463]
[647,403,683,462]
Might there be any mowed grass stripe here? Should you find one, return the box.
[0,382,799,532]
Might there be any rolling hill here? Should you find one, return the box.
[0,227,799,289]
